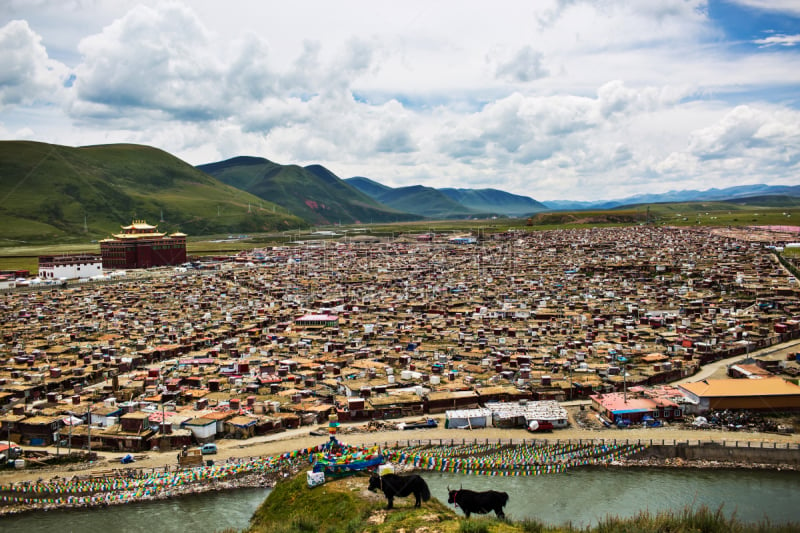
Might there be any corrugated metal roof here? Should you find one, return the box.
[679,377,800,398]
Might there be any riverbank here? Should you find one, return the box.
[0,469,282,517]
[3,414,798,485]
[0,456,298,517]
[1,428,798,517]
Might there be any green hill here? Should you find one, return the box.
[439,187,548,216]
[345,177,479,218]
[0,141,306,243]
[198,157,420,225]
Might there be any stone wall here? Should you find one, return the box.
[633,441,800,466]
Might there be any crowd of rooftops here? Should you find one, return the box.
[1,225,800,453]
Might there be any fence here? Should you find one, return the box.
[358,437,800,450]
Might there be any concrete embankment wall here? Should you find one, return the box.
[361,437,799,467]
[633,441,800,466]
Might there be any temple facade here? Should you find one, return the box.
[100,220,187,269]
[38,254,103,280]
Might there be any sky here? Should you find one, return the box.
[1,0,799,202]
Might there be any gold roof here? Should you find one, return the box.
[121,220,158,231]
[112,232,167,239]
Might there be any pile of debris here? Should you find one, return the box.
[687,410,796,433]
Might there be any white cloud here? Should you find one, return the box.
[754,34,800,47]
[492,46,549,83]
[0,1,799,202]
[689,106,784,159]
[73,3,225,120]
[0,20,68,108]
[728,0,800,17]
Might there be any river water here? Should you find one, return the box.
[1,469,798,532]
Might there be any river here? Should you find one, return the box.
[1,469,798,532]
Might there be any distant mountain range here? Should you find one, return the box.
[344,177,477,218]
[545,184,800,211]
[197,156,418,225]
[344,177,547,218]
[2,140,798,242]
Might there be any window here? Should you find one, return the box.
[663,409,671,417]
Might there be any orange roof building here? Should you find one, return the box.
[678,377,800,412]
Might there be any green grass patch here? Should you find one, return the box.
[249,473,379,533]
[247,474,799,533]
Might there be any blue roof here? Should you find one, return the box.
[612,408,650,414]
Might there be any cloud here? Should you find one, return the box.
[73,3,227,121]
[754,34,800,47]
[375,128,416,154]
[0,20,68,108]
[224,33,279,102]
[492,46,549,83]
[69,2,384,135]
[1,1,799,202]
[727,0,800,17]
[688,105,800,170]
[596,80,687,118]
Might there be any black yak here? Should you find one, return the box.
[447,485,509,518]
[367,472,431,509]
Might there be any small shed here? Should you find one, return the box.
[225,415,258,439]
[444,408,492,429]
[183,417,216,442]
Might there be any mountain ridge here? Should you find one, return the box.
[0,141,306,242]
[197,157,420,225]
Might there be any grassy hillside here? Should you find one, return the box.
[439,187,548,216]
[198,157,420,225]
[0,141,305,244]
[248,471,798,533]
[345,179,479,219]
[344,176,393,198]
[375,185,479,219]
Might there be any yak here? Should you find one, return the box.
[368,472,431,509]
[447,485,509,518]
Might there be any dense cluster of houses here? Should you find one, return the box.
[2,225,800,453]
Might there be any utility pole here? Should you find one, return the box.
[623,365,627,403]
[569,365,573,401]
[86,404,91,454]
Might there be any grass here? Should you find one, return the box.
[246,473,799,533]
[200,157,418,226]
[0,140,306,243]
[249,473,384,533]
[3,202,799,275]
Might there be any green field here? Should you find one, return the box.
[3,204,798,275]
